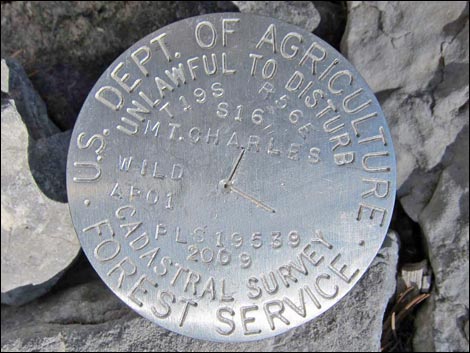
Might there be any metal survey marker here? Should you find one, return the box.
[67,13,396,342]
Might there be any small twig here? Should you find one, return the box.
[11,49,23,58]
[381,285,430,352]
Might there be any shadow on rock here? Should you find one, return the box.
[28,131,72,203]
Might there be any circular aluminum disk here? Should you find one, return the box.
[67,13,396,342]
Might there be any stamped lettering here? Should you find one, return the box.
[68,14,396,342]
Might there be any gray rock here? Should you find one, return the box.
[0,231,399,352]
[310,1,347,49]
[29,130,72,203]
[233,1,321,32]
[232,1,347,49]
[1,61,80,305]
[341,1,469,218]
[465,319,469,344]
[0,1,238,130]
[1,58,59,139]
[413,127,469,352]
[342,2,469,351]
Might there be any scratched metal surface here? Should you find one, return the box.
[67,13,396,342]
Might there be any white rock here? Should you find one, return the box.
[1,61,80,306]
[1,58,9,93]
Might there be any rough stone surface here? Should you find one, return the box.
[310,1,347,50]
[413,127,469,352]
[1,60,80,306]
[233,1,321,32]
[342,2,469,351]
[0,232,399,352]
[29,130,72,203]
[0,1,238,131]
[233,1,347,49]
[1,58,59,139]
[342,1,469,219]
